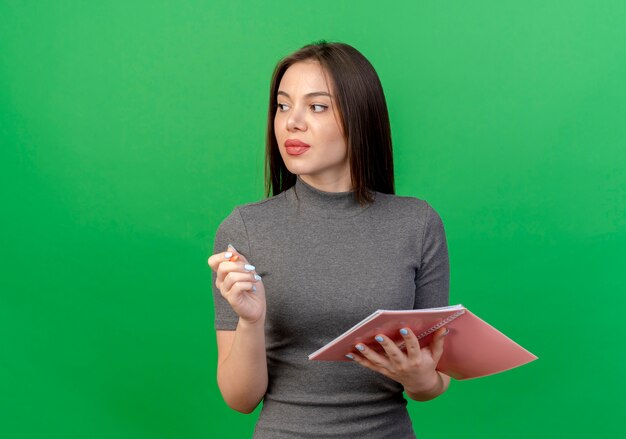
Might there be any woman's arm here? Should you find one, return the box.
[404,371,451,402]
[209,243,268,414]
[216,320,268,413]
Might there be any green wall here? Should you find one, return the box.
[2,1,624,437]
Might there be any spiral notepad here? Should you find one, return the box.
[308,304,538,380]
[396,309,466,350]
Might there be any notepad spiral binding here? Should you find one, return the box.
[417,309,466,339]
[395,309,466,350]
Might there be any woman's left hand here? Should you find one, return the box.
[348,326,449,399]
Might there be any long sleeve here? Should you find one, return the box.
[414,202,450,309]
[212,207,251,330]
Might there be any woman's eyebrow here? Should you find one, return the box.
[277,90,332,98]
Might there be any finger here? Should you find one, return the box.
[353,343,390,370]
[373,334,406,367]
[399,327,422,361]
[208,250,234,271]
[221,279,257,301]
[347,351,389,377]
[207,244,249,270]
[222,270,262,294]
[216,260,257,285]
[226,244,249,264]
[430,327,449,364]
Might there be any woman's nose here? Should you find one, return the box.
[286,107,306,131]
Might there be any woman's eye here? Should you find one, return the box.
[277,103,327,112]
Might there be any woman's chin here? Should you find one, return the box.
[284,163,312,175]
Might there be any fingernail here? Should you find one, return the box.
[252,285,257,292]
[345,354,354,360]
[244,264,255,271]
[375,336,384,343]
[355,344,365,351]
[443,328,450,336]
[399,328,409,336]
[254,274,262,281]
[224,252,232,259]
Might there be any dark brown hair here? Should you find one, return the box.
[264,40,395,206]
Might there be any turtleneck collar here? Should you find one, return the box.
[287,175,375,219]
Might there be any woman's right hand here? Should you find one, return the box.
[208,245,266,325]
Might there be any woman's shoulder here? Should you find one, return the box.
[218,191,289,226]
[374,191,440,219]
[235,190,289,214]
[373,192,447,237]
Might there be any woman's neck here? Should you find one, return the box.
[298,173,353,193]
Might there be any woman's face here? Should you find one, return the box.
[274,60,350,189]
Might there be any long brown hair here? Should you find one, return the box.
[265,40,395,206]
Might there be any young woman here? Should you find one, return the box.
[208,41,451,438]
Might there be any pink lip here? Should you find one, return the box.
[285,139,310,156]
[285,139,310,148]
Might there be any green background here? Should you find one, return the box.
[2,1,624,437]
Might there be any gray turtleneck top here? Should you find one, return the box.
[211,175,450,439]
